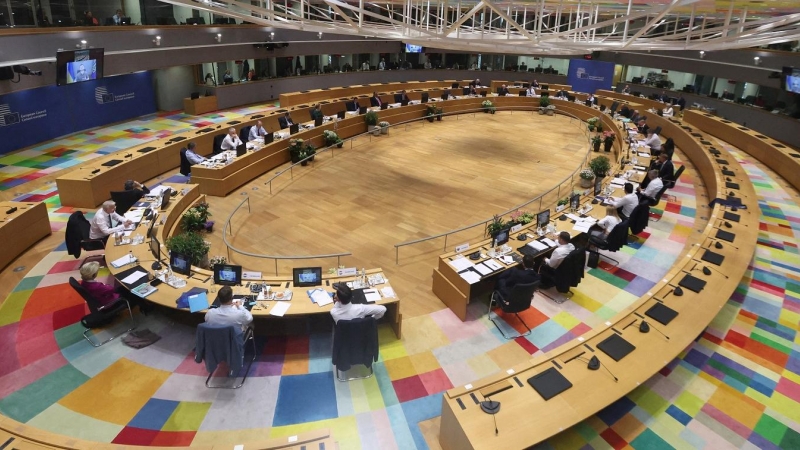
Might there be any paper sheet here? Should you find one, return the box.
[500,255,515,265]
[310,289,333,306]
[124,210,144,222]
[380,287,396,298]
[473,263,492,276]
[149,186,169,196]
[573,221,595,233]
[363,289,381,302]
[484,259,503,271]
[121,270,147,285]
[449,257,474,272]
[542,238,557,247]
[527,240,549,252]
[459,270,481,284]
[270,302,291,316]
[110,254,136,268]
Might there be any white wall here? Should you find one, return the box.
[152,65,196,110]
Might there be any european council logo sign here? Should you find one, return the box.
[568,59,614,94]
[95,87,115,104]
[0,104,22,127]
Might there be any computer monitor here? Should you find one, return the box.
[160,187,172,210]
[170,251,191,276]
[314,116,323,127]
[149,235,161,261]
[401,100,409,106]
[570,193,581,211]
[147,216,158,239]
[381,103,389,110]
[337,110,346,119]
[441,92,449,100]
[359,106,368,115]
[462,87,470,96]
[264,132,274,144]
[480,91,488,97]
[519,91,526,96]
[120,16,131,25]
[394,93,403,103]
[451,82,459,89]
[214,264,242,286]
[293,267,322,287]
[585,100,593,107]
[537,210,551,228]
[236,143,247,157]
[492,227,511,247]
[289,123,299,135]
[421,93,429,103]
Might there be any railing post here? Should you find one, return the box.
[395,246,399,264]
[269,180,272,195]
[275,259,278,276]
[336,255,340,267]
[246,196,251,213]
[443,234,448,251]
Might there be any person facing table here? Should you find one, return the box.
[637,170,664,201]
[184,142,205,165]
[470,78,481,88]
[80,261,149,311]
[610,183,638,220]
[205,286,253,332]
[221,127,242,151]
[113,180,150,213]
[531,80,540,88]
[279,112,295,129]
[630,110,642,123]
[494,254,540,300]
[643,129,662,153]
[662,104,674,117]
[248,121,267,141]
[636,118,649,135]
[310,104,324,121]
[370,92,383,107]
[498,84,510,96]
[89,200,132,240]
[591,206,621,238]
[622,84,631,94]
[526,85,537,97]
[398,90,410,103]
[330,285,386,323]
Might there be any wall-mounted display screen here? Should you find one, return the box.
[405,44,423,53]
[56,49,104,86]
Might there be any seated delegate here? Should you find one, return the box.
[370,92,383,107]
[89,200,132,240]
[494,254,540,299]
[498,84,510,96]
[184,142,205,165]
[249,121,267,141]
[330,285,386,323]
[662,104,674,117]
[278,112,295,129]
[113,180,150,213]
[310,105,324,121]
[346,97,361,112]
[205,286,253,332]
[643,129,662,154]
[221,128,242,151]
[637,170,664,202]
[538,232,575,288]
[526,85,537,97]
[591,206,621,239]
[610,183,638,220]
[79,261,149,312]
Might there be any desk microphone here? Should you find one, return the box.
[479,395,500,435]
[709,238,740,250]
[699,264,728,279]
[638,320,670,340]
[583,356,618,382]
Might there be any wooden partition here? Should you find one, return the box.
[439,111,759,450]
[0,201,51,271]
[280,80,454,107]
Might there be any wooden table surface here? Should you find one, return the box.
[0,201,51,271]
[438,109,760,450]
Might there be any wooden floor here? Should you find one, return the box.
[204,111,591,319]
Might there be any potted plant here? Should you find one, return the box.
[556,197,569,212]
[323,130,344,148]
[602,131,616,152]
[591,134,602,152]
[587,117,599,132]
[425,105,436,122]
[482,100,496,114]
[435,106,444,121]
[379,121,390,135]
[510,210,534,225]
[579,169,595,188]
[209,255,227,269]
[165,232,211,268]
[539,96,550,114]
[289,139,315,165]
[589,155,611,178]
[486,214,506,237]
[181,202,213,232]
[364,111,380,135]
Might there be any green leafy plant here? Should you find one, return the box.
[591,135,603,146]
[181,202,211,232]
[481,100,496,113]
[323,130,343,147]
[209,255,227,267]
[379,121,390,128]
[510,210,535,225]
[487,215,506,236]
[364,111,379,126]
[557,198,569,207]
[539,96,551,108]
[579,169,596,180]
[165,232,210,267]
[289,138,316,162]
[589,155,611,177]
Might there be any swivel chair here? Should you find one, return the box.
[332,317,379,381]
[179,148,191,176]
[65,211,106,265]
[540,247,587,304]
[212,134,226,155]
[69,277,137,347]
[489,281,540,339]
[662,165,685,203]
[195,323,256,388]
[588,220,629,269]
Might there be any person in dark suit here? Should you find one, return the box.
[656,153,674,180]
[398,90,410,103]
[346,97,361,112]
[677,95,686,111]
[637,118,649,135]
[113,180,150,213]
[278,112,295,129]
[370,92,383,107]
[498,84,510,96]
[494,254,540,300]
[310,105,324,121]
[630,110,642,124]
[619,105,632,118]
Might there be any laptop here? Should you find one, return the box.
[359,106,368,115]
[314,116,323,127]
[289,124,299,135]
[263,132,274,144]
[235,143,247,157]
[337,111,346,119]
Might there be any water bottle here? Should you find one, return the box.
[128,250,134,265]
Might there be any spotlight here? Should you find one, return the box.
[699,50,705,59]
[153,35,161,46]
[76,39,88,49]
[269,32,275,41]
[753,56,761,66]
[318,31,323,39]
[215,33,222,43]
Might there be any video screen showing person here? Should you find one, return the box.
[787,75,800,94]
[293,267,322,286]
[66,60,97,84]
[218,267,237,282]
[298,270,318,284]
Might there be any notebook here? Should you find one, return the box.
[188,292,209,313]
[715,229,735,243]
[701,250,725,266]
[101,159,123,167]
[723,212,740,223]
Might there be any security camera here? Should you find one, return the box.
[12,65,42,76]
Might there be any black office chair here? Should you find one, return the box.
[195,323,255,388]
[345,101,356,112]
[540,247,586,304]
[65,211,106,265]
[394,93,403,103]
[212,134,225,155]
[652,126,662,135]
[69,277,137,347]
[629,201,650,235]
[489,281,540,339]
[239,126,252,143]
[332,317,379,381]
[610,101,619,114]
[588,220,629,268]
[179,148,191,176]
[663,165,685,202]
[110,190,143,215]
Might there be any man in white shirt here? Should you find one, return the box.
[639,170,664,201]
[643,130,662,153]
[526,85,537,97]
[221,128,242,151]
[378,58,386,70]
[205,287,253,332]
[330,285,386,324]
[89,200,132,240]
[184,142,205,165]
[610,183,639,219]
[543,231,575,270]
[361,61,370,71]
[248,121,267,141]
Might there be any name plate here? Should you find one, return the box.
[556,204,567,213]
[454,243,470,254]
[510,224,522,233]
[337,267,357,277]
[242,271,262,280]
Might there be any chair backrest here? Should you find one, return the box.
[554,247,586,293]
[653,184,669,205]
[212,134,225,154]
[606,220,630,252]
[653,126,662,135]
[345,101,356,111]
[668,165,685,189]
[195,323,244,374]
[179,148,191,176]
[332,317,379,371]
[67,211,91,240]
[68,277,103,314]
[610,101,619,113]
[240,126,252,142]
[629,201,650,235]
[504,281,540,314]
[394,93,403,103]
[110,190,139,215]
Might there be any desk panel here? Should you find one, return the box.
[0,201,51,271]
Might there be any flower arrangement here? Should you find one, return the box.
[289,138,316,163]
[487,214,506,236]
[579,169,596,180]
[379,121,390,128]
[602,130,616,143]
[587,117,599,131]
[323,130,343,147]
[181,202,212,232]
[589,155,611,177]
[510,210,535,225]
[425,105,444,121]
[209,255,227,267]
[481,100,496,113]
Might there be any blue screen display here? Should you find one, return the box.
[405,44,423,53]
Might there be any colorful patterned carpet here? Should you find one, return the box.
[0,111,798,449]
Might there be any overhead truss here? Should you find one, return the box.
[158,0,800,54]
